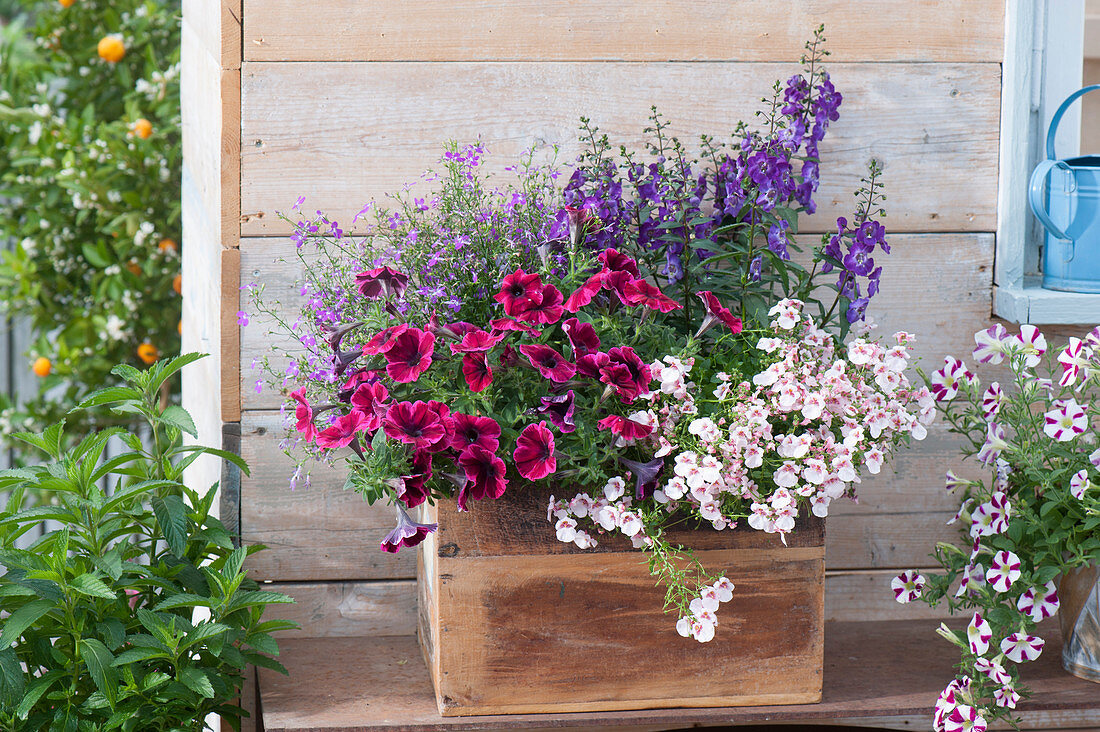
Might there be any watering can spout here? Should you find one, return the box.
[1030,85,1100,292]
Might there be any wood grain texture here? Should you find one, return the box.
[222,247,241,423]
[242,0,1004,63]
[238,233,994,411]
[183,0,242,71]
[420,494,823,715]
[239,62,1000,236]
[257,620,1100,731]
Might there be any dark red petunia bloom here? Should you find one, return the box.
[599,346,652,403]
[489,318,541,337]
[457,445,509,511]
[624,279,683,313]
[384,328,436,383]
[563,271,606,312]
[449,413,501,455]
[423,401,454,452]
[350,382,390,431]
[449,328,506,355]
[562,318,601,358]
[576,350,610,380]
[565,205,596,247]
[537,390,576,433]
[325,321,365,353]
[340,368,381,397]
[598,248,640,277]
[620,456,665,500]
[603,270,638,306]
[514,284,564,325]
[380,505,436,553]
[462,353,493,392]
[398,449,433,508]
[315,410,369,449]
[596,414,653,441]
[696,290,744,336]
[519,344,576,383]
[382,400,446,449]
[499,345,519,368]
[290,387,319,442]
[494,269,544,317]
[362,324,410,356]
[446,321,479,338]
[356,266,409,300]
[513,421,557,480]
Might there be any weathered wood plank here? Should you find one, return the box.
[239,62,1000,236]
[182,0,242,71]
[257,621,1100,731]
[222,248,241,423]
[237,233,995,411]
[257,570,952,642]
[242,0,1004,63]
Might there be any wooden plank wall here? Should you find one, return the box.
[225,1,1013,641]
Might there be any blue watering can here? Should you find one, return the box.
[1029,84,1100,293]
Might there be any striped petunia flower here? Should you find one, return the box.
[891,570,926,603]
[955,562,986,599]
[930,356,973,401]
[993,685,1021,709]
[966,612,992,655]
[972,324,1009,365]
[985,550,1022,593]
[976,422,1009,465]
[1017,580,1059,621]
[1000,632,1044,663]
[944,704,986,732]
[1057,337,1093,387]
[970,492,1010,538]
[1070,468,1093,500]
[1010,324,1047,368]
[980,382,1004,421]
[1043,399,1088,441]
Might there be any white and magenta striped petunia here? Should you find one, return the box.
[944,704,987,732]
[985,550,1022,593]
[945,471,968,491]
[970,492,1010,538]
[1043,399,1088,442]
[891,570,926,603]
[974,657,1011,685]
[981,382,1004,421]
[1071,468,1093,500]
[973,324,1009,365]
[931,356,973,401]
[1086,326,1100,350]
[994,685,1021,709]
[976,422,1009,465]
[966,612,992,655]
[955,562,986,598]
[1017,580,1059,621]
[1000,632,1044,663]
[1057,337,1093,387]
[1091,448,1100,468]
[1010,324,1047,368]
[934,679,971,732]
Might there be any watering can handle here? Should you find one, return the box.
[1029,159,1072,240]
[1046,84,1100,160]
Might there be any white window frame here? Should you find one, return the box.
[993,0,1100,323]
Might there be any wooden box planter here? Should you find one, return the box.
[417,486,825,717]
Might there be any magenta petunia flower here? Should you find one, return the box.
[624,279,683,313]
[362,324,410,356]
[930,356,973,402]
[449,413,501,454]
[494,269,544,317]
[382,400,446,449]
[398,449,433,508]
[423,400,454,452]
[596,414,653,441]
[489,318,541,337]
[384,328,436,383]
[350,382,390,431]
[619,455,664,499]
[891,570,926,604]
[695,291,743,335]
[563,271,606,312]
[462,353,493,392]
[324,320,364,352]
[520,344,576,383]
[599,346,652,402]
[598,248,640,277]
[603,270,637,306]
[513,421,557,480]
[380,504,436,553]
[1000,632,1044,663]
[562,318,601,358]
[449,328,505,355]
[356,265,409,300]
[985,550,1021,593]
[1043,399,1088,441]
[966,611,992,655]
[515,283,564,325]
[980,382,1004,421]
[1058,337,1092,387]
[457,445,509,511]
[536,390,576,433]
[972,324,1009,365]
[576,350,610,380]
[290,387,319,442]
[316,410,369,449]
[1017,580,1059,621]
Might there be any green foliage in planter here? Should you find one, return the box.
[0,0,182,444]
[0,354,296,731]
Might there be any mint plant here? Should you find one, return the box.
[0,354,295,731]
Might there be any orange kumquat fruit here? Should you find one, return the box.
[137,343,158,365]
[97,36,125,63]
[32,357,51,377]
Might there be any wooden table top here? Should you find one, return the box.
[258,619,1100,732]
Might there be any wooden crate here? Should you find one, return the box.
[416,487,825,716]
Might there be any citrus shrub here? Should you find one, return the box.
[0,0,182,442]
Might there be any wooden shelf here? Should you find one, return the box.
[257,620,1100,732]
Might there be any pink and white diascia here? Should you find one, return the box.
[547,299,934,642]
[895,324,1100,729]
